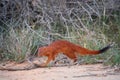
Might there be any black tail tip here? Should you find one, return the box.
[99,42,114,53]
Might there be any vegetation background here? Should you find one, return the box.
[0,0,120,66]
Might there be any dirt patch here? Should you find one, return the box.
[0,64,120,80]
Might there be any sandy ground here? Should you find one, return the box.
[0,64,120,80]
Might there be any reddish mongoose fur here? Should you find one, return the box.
[38,40,112,66]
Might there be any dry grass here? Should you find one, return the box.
[0,0,119,66]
